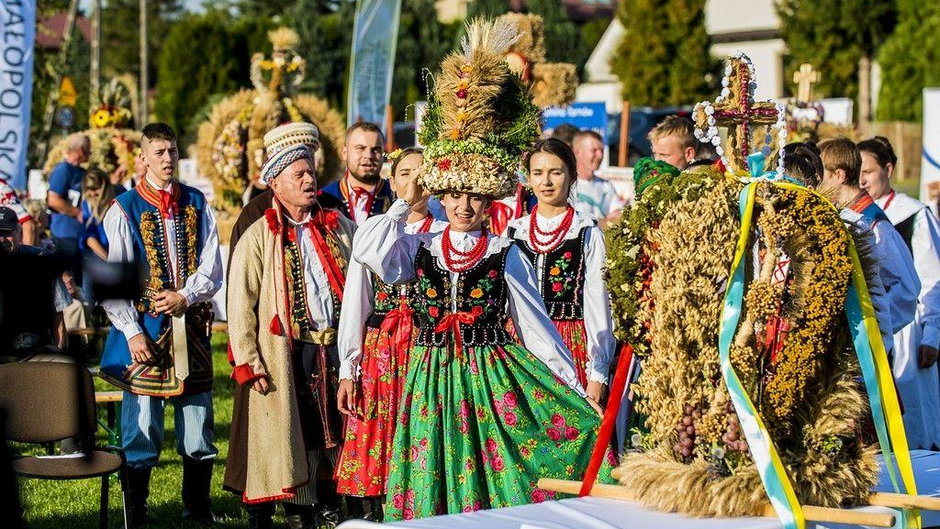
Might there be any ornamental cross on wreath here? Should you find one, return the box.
[693,54,786,175]
[793,63,821,103]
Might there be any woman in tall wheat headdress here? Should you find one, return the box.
[351,18,615,521]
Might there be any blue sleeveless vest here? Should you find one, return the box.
[99,183,213,396]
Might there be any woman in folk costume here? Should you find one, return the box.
[352,18,615,521]
[334,148,447,517]
[859,136,940,449]
[226,122,357,529]
[506,138,615,402]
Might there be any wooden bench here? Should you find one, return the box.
[95,391,123,445]
[68,327,110,338]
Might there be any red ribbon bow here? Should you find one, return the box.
[349,186,374,222]
[379,304,416,353]
[157,190,176,219]
[434,311,479,359]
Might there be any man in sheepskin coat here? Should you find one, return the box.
[226,122,356,529]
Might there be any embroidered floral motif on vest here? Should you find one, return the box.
[136,204,200,314]
[413,244,512,347]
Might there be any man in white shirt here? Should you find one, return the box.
[99,123,223,527]
[571,130,624,226]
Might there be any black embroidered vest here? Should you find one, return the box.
[366,274,415,328]
[412,243,512,346]
[894,212,918,255]
[284,236,342,342]
[510,225,588,321]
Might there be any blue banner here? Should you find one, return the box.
[347,0,402,136]
[0,0,35,190]
[542,102,607,143]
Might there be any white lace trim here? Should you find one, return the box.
[507,210,596,243]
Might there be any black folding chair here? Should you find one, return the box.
[0,362,127,529]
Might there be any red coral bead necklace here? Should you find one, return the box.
[442,225,489,272]
[529,205,574,254]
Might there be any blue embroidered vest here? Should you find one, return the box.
[100,183,214,397]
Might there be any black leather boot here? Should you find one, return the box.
[282,502,315,529]
[314,480,342,528]
[246,503,274,529]
[124,467,151,528]
[363,497,384,522]
[181,457,216,525]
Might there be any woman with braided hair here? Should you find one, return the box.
[334,148,446,518]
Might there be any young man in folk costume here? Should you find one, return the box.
[783,144,896,359]
[334,148,447,520]
[352,19,614,520]
[99,123,223,527]
[859,136,940,450]
[226,122,357,529]
[816,137,920,356]
[506,138,615,403]
[318,122,394,225]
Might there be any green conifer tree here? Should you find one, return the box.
[154,11,258,143]
[465,0,510,20]
[611,0,715,107]
[876,1,940,121]
[526,0,588,72]
[777,0,896,104]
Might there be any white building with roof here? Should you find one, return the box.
[580,0,785,113]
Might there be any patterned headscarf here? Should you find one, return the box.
[633,157,680,196]
[260,144,312,185]
[259,122,320,184]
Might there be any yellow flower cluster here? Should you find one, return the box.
[743,282,783,326]
[763,190,851,431]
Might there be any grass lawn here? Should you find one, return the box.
[16,332,253,529]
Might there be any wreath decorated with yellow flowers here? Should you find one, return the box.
[608,170,879,518]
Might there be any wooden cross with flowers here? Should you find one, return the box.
[693,55,782,174]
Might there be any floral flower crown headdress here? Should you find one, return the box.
[416,18,541,199]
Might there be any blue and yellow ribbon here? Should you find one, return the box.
[718,182,805,529]
[720,180,920,529]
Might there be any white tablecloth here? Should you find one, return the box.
[338,450,940,529]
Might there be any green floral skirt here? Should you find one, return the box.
[383,341,616,520]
